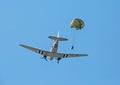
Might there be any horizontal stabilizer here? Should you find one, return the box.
[48,36,68,41]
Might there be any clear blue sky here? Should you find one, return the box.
[0,0,120,85]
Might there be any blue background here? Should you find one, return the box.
[0,0,120,85]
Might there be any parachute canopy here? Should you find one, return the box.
[70,18,85,30]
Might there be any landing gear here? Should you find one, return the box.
[41,55,47,61]
[57,57,61,64]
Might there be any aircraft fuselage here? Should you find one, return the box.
[49,40,59,60]
[50,40,58,53]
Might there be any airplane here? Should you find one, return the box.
[19,32,88,63]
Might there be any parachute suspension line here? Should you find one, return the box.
[71,31,76,50]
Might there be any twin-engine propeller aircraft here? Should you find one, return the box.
[19,33,88,63]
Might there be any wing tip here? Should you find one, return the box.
[19,44,26,48]
[19,44,24,46]
[83,54,88,56]
[19,44,22,46]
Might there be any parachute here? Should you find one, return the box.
[70,18,85,50]
[70,18,85,30]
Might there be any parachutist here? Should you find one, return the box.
[71,46,74,50]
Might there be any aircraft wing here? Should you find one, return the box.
[19,44,51,56]
[54,52,88,58]
[20,44,88,59]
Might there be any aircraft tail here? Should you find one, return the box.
[48,32,68,41]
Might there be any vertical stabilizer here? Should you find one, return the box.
[57,32,60,37]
